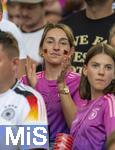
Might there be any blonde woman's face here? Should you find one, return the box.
[42,28,72,65]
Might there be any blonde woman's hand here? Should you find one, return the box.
[57,57,70,88]
[25,56,37,88]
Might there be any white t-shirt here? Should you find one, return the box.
[0,19,27,59]
[21,28,44,63]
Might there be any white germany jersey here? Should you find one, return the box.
[0,80,47,125]
[0,81,48,149]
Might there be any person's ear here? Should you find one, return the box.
[0,12,3,21]
[83,65,88,76]
[12,57,19,71]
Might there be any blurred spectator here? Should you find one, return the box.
[44,12,62,23]
[9,0,45,70]
[44,0,85,23]
[0,0,26,78]
[44,0,63,17]
[62,0,115,73]
[63,0,85,17]
[6,1,22,27]
[44,0,63,23]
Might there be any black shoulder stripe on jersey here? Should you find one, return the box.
[14,87,34,97]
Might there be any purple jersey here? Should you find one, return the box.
[71,94,115,150]
[21,71,81,141]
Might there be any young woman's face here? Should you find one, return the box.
[42,28,72,65]
[83,53,115,93]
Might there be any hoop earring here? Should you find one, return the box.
[42,59,45,71]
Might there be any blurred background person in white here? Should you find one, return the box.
[9,0,45,72]
[0,0,26,78]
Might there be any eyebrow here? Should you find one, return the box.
[45,37,69,41]
[91,61,113,66]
